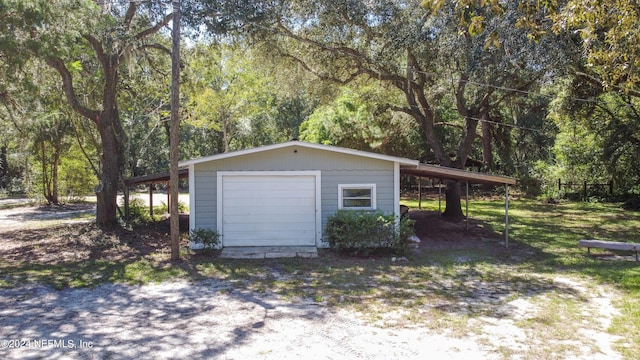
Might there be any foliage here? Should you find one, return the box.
[157,201,188,214]
[1,0,175,225]
[300,84,425,159]
[553,0,640,93]
[1,0,638,231]
[189,228,221,250]
[192,0,578,220]
[325,210,415,256]
[126,198,153,226]
[183,43,279,153]
[58,144,97,199]
[546,77,640,194]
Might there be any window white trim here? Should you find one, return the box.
[338,184,377,210]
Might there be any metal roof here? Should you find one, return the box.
[400,164,517,186]
[124,168,189,186]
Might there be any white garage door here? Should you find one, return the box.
[220,174,318,247]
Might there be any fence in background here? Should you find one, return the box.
[558,179,614,199]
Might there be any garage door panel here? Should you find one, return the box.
[221,174,317,247]
[223,229,316,239]
[224,193,315,202]
[225,199,315,216]
[224,237,317,247]
[223,214,317,225]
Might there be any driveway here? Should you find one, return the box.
[0,281,498,360]
[0,202,95,233]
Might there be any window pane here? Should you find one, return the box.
[343,188,371,198]
[343,199,372,208]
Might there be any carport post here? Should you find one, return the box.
[438,179,442,214]
[465,180,469,231]
[418,176,422,209]
[124,185,130,222]
[505,185,509,248]
[149,184,154,217]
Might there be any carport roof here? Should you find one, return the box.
[400,163,517,186]
[125,168,188,186]
[175,141,517,186]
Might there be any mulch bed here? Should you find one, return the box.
[408,210,503,250]
[0,216,189,265]
[1,211,504,266]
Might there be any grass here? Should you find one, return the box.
[2,196,639,358]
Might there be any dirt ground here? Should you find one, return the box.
[0,204,624,360]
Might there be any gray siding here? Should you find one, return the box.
[192,170,217,231]
[191,145,396,238]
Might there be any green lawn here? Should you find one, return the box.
[2,197,639,358]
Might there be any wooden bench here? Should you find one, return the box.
[579,240,639,262]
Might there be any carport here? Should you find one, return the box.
[400,163,517,247]
[123,168,189,218]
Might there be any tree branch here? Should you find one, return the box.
[135,13,175,41]
[123,2,137,30]
[455,73,469,118]
[276,50,363,85]
[434,122,464,130]
[118,13,175,63]
[83,34,107,68]
[45,57,100,123]
[137,43,171,56]
[390,105,413,116]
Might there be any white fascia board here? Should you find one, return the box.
[179,141,420,167]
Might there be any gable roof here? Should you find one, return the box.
[178,140,420,167]
[178,140,517,186]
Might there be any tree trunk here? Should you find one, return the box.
[0,145,7,189]
[481,116,494,191]
[95,107,125,226]
[41,142,52,205]
[442,181,464,220]
[482,117,493,172]
[52,147,60,204]
[169,0,181,261]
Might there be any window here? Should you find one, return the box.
[338,184,376,210]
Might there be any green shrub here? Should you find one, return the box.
[325,210,415,256]
[190,228,221,250]
[157,200,188,214]
[517,175,543,198]
[126,198,153,226]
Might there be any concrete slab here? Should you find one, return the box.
[220,246,318,259]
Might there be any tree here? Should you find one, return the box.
[300,83,424,159]
[169,0,181,261]
[553,0,640,95]
[193,0,574,219]
[31,112,73,204]
[1,0,173,224]
[548,76,640,192]
[183,43,279,153]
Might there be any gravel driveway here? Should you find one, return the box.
[1,280,498,360]
[0,201,625,360]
